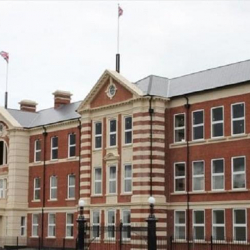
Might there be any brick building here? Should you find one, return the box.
[0,60,250,247]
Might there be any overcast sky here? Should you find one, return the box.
[1,1,250,110]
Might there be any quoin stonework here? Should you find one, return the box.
[0,60,250,248]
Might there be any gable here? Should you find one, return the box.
[90,77,133,108]
[77,70,143,112]
[0,107,22,130]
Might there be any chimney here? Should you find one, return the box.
[53,90,72,109]
[19,100,37,112]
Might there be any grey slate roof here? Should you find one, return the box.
[7,59,250,128]
[8,101,81,128]
[134,59,250,98]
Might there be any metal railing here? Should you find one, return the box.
[170,236,250,250]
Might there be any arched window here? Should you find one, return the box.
[0,141,7,165]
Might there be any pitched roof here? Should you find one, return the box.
[134,59,250,98]
[7,101,81,128]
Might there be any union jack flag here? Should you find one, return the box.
[118,6,123,17]
[0,51,9,63]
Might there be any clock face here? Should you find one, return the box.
[109,84,116,96]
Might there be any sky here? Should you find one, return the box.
[1,1,250,110]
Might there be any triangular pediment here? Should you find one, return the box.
[77,70,143,112]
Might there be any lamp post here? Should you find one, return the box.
[146,196,158,250]
[77,198,86,250]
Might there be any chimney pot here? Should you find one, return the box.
[52,90,72,109]
[19,100,37,112]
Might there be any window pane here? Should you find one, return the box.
[125,117,132,130]
[52,137,58,147]
[213,160,223,173]
[233,120,244,134]
[175,129,185,142]
[233,174,245,188]
[70,134,75,145]
[93,212,99,224]
[95,183,101,194]
[123,211,130,224]
[213,123,223,137]
[193,162,204,175]
[233,158,245,172]
[235,227,246,241]
[176,226,185,239]
[213,211,224,224]
[175,211,185,224]
[125,165,132,177]
[235,210,246,224]
[193,177,204,191]
[125,131,132,144]
[110,120,116,132]
[176,179,185,191]
[175,164,185,176]
[194,211,204,224]
[69,147,75,157]
[213,176,224,190]
[195,227,204,240]
[193,126,203,140]
[95,169,101,180]
[213,108,223,121]
[214,227,224,240]
[67,214,73,224]
[110,166,116,179]
[193,111,203,125]
[95,136,102,148]
[233,104,244,118]
[52,149,58,159]
[96,123,102,135]
[175,115,184,127]
[110,134,116,146]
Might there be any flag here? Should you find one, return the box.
[0,51,9,63]
[118,6,123,17]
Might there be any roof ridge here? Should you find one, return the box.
[170,59,250,80]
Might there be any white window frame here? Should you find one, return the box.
[0,140,7,165]
[67,174,75,199]
[124,164,132,193]
[94,121,102,149]
[231,102,245,136]
[108,165,117,194]
[34,139,41,162]
[48,213,56,237]
[192,110,204,141]
[212,209,225,241]
[33,177,41,201]
[192,160,205,192]
[233,209,247,242]
[193,210,205,240]
[211,106,224,138]
[20,216,26,236]
[51,136,58,160]
[92,210,100,239]
[94,167,102,195]
[107,210,116,239]
[68,133,76,158]
[232,156,246,190]
[32,214,39,237]
[65,213,74,238]
[174,210,186,240]
[50,176,57,200]
[174,113,185,143]
[122,209,131,240]
[124,116,132,145]
[174,162,186,193]
[211,158,224,191]
[109,119,117,147]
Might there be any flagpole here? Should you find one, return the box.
[5,62,8,108]
[116,4,121,73]
[117,4,120,54]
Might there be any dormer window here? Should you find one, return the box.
[0,141,7,165]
